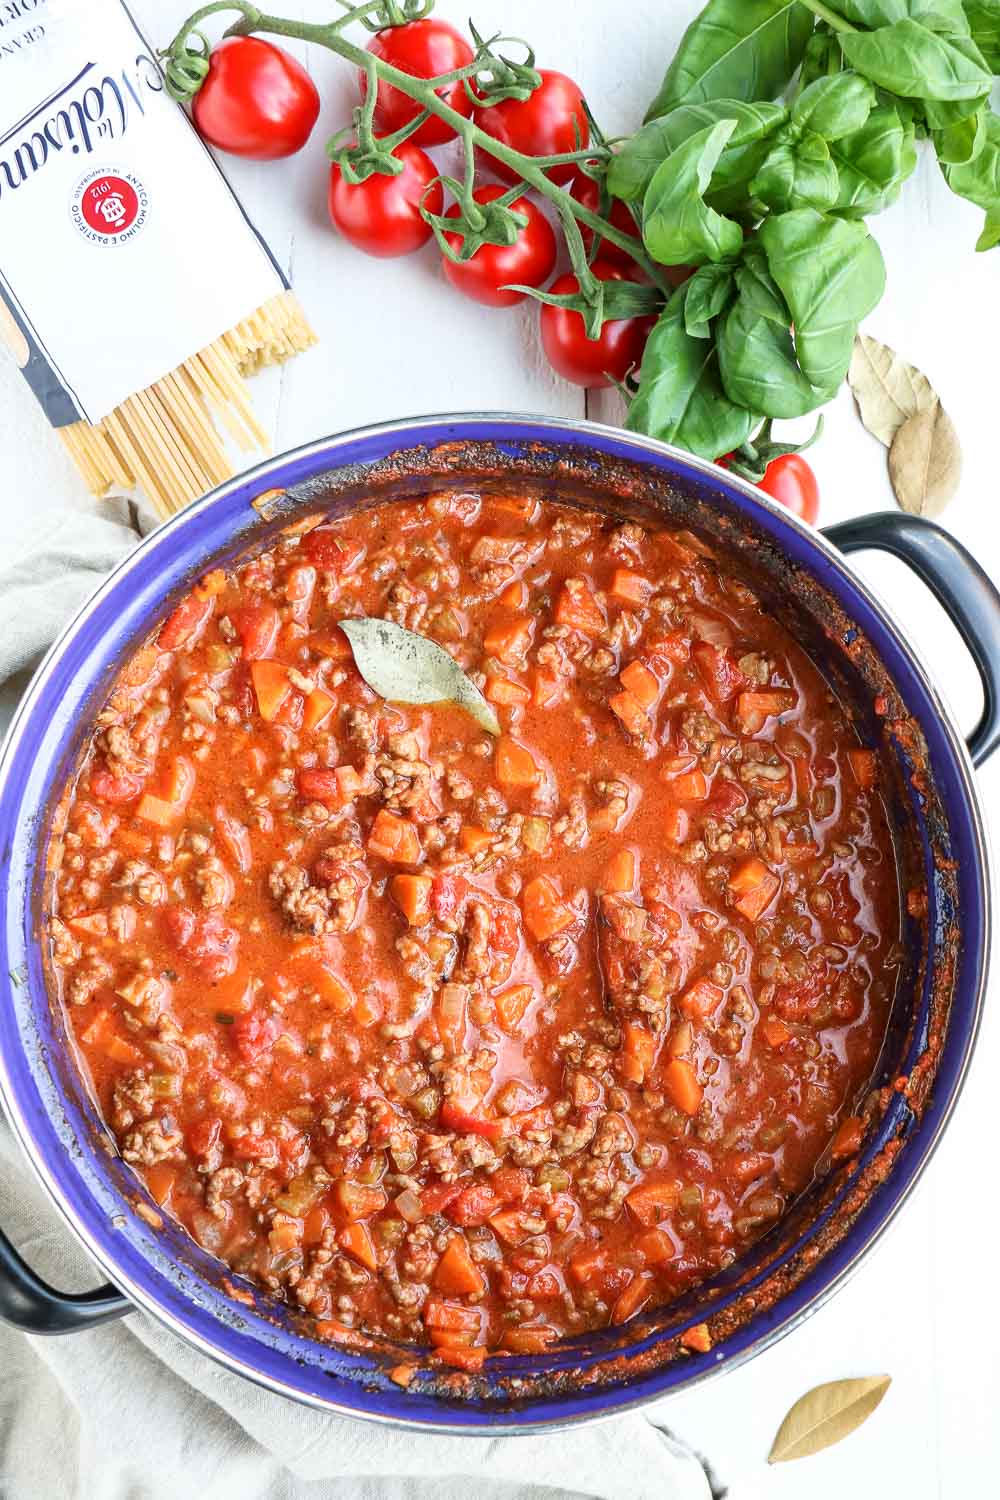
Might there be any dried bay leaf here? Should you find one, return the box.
[848,333,938,446]
[768,1375,891,1464]
[889,405,963,518]
[339,617,500,736]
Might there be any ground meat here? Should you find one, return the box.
[344,707,378,752]
[111,1069,154,1132]
[49,918,81,969]
[205,1165,245,1219]
[121,1115,184,1166]
[554,794,589,850]
[194,857,234,910]
[268,860,331,935]
[66,958,113,1006]
[459,901,491,980]
[375,732,438,814]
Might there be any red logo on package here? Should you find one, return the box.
[71,168,149,246]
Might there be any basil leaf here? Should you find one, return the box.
[339,618,500,735]
[791,73,876,141]
[608,101,786,205]
[626,290,759,459]
[760,210,886,392]
[965,1,1000,70]
[735,249,792,322]
[683,262,738,337]
[933,106,988,164]
[644,0,814,121]
[799,28,845,91]
[923,93,990,130]
[944,110,1000,207]
[832,0,969,28]
[976,205,1000,250]
[840,20,992,101]
[751,129,840,211]
[829,104,919,215]
[642,121,744,266]
[718,267,834,418]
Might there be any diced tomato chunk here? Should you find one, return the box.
[691,641,746,703]
[439,1099,503,1141]
[484,615,535,664]
[234,602,280,660]
[232,1011,279,1063]
[335,1180,388,1220]
[162,905,239,981]
[301,529,365,572]
[421,1180,463,1216]
[848,748,877,790]
[705,779,748,818]
[90,768,143,804]
[445,1182,498,1227]
[679,978,724,1021]
[760,1015,793,1049]
[486,676,532,707]
[158,592,213,651]
[431,872,469,924]
[728,857,781,922]
[555,577,606,634]
[610,568,652,605]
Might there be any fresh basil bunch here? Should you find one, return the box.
[617,0,999,459]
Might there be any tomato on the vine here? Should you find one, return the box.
[757,454,820,525]
[540,262,654,389]
[568,168,639,268]
[361,19,474,147]
[192,37,320,159]
[328,142,443,258]
[474,70,589,186]
[441,186,557,308]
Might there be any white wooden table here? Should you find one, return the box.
[2,2,998,1495]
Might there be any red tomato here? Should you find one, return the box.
[474,70,588,186]
[540,261,654,389]
[757,454,820,525]
[361,19,474,147]
[441,185,557,307]
[192,37,319,160]
[328,142,443,258]
[567,168,638,268]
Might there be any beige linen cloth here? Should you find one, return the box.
[0,505,718,1500]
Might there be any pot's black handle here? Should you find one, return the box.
[824,512,1000,769]
[0,1223,130,1334]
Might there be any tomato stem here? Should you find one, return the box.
[162,1,673,298]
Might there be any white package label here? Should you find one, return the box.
[0,0,288,426]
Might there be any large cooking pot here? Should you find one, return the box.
[1,415,997,1432]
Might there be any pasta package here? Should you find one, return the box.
[0,0,315,517]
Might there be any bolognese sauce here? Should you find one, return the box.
[48,489,900,1367]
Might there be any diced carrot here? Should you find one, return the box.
[353,991,382,1028]
[314,1320,374,1349]
[194,568,227,599]
[662,806,688,845]
[496,736,541,788]
[501,1326,559,1353]
[498,580,528,609]
[145,1163,177,1207]
[663,1059,703,1116]
[329,765,365,807]
[728,856,781,922]
[620,1020,657,1086]
[760,1015,792,1049]
[250,659,291,722]
[532,669,565,709]
[334,1181,387,1221]
[612,1271,656,1325]
[488,1209,532,1247]
[620,659,660,710]
[848,748,877,790]
[68,912,109,937]
[735,690,795,735]
[522,876,574,941]
[303,1206,330,1247]
[494,983,535,1034]
[680,1323,712,1354]
[830,1114,866,1161]
[136,792,180,828]
[390,873,432,927]
[423,1299,482,1333]
[435,983,468,1053]
[679,978,724,1021]
[484,615,535,664]
[302,688,335,732]
[626,1180,680,1228]
[338,1221,378,1271]
[634,1228,675,1265]
[435,1235,487,1298]
[672,769,708,802]
[486,676,531,707]
[568,1247,607,1286]
[439,1099,504,1141]
[610,690,651,738]
[601,848,636,894]
[459,825,493,855]
[436,1344,486,1372]
[162,755,196,805]
[389,1363,417,1388]
[610,568,653,605]
[368,809,421,865]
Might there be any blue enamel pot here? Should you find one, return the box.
[1,415,997,1431]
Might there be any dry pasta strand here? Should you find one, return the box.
[58,291,313,516]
